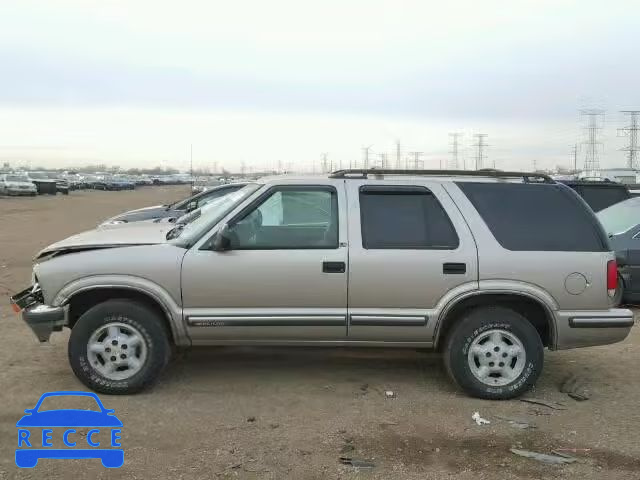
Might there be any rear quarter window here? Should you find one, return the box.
[457,182,608,252]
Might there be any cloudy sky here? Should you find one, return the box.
[0,0,637,172]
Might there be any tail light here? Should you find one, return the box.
[607,260,617,297]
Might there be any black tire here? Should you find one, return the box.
[443,306,544,400]
[613,273,624,306]
[68,299,171,394]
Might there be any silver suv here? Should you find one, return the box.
[11,170,634,399]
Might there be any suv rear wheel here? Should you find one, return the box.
[443,306,544,399]
[68,299,170,394]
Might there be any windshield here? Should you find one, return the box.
[597,197,640,235]
[6,175,29,182]
[168,183,261,245]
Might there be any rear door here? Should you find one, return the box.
[346,180,478,342]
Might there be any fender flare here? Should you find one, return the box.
[53,274,190,346]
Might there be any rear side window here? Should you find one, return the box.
[359,186,459,249]
[457,182,607,252]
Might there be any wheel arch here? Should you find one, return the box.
[64,286,186,346]
[435,291,556,350]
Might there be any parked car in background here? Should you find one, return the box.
[0,174,37,196]
[99,182,247,225]
[24,171,58,195]
[11,170,632,399]
[597,196,640,305]
[560,179,631,212]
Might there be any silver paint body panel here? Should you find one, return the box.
[31,174,632,350]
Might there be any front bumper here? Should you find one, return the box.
[555,308,634,350]
[10,285,67,342]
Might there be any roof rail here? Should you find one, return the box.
[328,169,555,183]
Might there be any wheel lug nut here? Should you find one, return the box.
[105,347,111,353]
[110,356,116,361]
[120,354,126,359]
[112,340,118,346]
[485,352,491,358]
[494,346,500,352]
[122,344,128,350]
[489,362,495,367]
[502,352,508,358]
[499,362,505,367]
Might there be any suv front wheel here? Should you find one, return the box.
[68,299,171,394]
[443,306,544,400]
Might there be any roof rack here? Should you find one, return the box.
[328,169,555,183]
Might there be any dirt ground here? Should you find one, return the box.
[0,186,639,479]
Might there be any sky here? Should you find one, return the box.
[0,0,638,172]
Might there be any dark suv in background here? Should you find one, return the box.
[560,179,631,212]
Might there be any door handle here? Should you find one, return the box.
[323,261,346,273]
[443,262,466,274]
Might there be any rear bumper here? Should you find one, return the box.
[555,308,634,349]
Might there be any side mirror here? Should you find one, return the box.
[212,223,232,251]
[187,200,197,212]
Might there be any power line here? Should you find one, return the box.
[448,133,462,169]
[472,134,488,170]
[618,110,640,169]
[580,109,605,178]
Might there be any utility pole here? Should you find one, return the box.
[448,133,462,169]
[395,140,402,169]
[581,109,605,178]
[472,134,488,170]
[407,151,424,169]
[362,145,373,170]
[618,111,640,169]
[190,144,193,191]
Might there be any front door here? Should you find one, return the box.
[345,181,478,342]
[181,183,348,344]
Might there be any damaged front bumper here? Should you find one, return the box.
[10,284,67,342]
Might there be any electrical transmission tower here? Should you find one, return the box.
[618,111,640,169]
[395,141,402,169]
[378,153,388,169]
[472,134,488,170]
[321,153,329,173]
[449,133,462,169]
[407,152,424,169]
[581,109,605,178]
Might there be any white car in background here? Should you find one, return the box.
[0,174,38,196]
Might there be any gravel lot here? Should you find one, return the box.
[0,186,639,479]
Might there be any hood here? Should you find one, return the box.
[37,222,173,258]
[100,204,166,224]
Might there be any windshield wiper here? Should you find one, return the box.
[165,224,185,240]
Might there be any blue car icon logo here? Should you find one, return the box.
[16,391,123,468]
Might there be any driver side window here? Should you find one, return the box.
[229,187,338,249]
